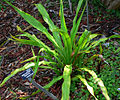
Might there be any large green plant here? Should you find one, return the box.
[1,0,120,99]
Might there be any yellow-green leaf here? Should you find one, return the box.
[62,65,72,100]
[76,75,98,100]
[80,68,110,100]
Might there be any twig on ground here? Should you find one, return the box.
[68,0,72,14]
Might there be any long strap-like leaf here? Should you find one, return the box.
[71,30,90,63]
[62,65,72,100]
[36,4,66,63]
[80,68,110,100]
[4,0,58,48]
[70,0,85,44]
[76,75,98,100]
[60,0,72,64]
[15,26,63,65]
[0,61,57,87]
[35,4,63,49]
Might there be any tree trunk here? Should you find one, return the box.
[101,0,120,9]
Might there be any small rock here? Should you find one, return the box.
[114,41,119,46]
[103,42,109,47]
[117,88,120,91]
[18,90,23,93]
[24,82,30,86]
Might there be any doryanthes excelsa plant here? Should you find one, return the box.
[1,0,120,99]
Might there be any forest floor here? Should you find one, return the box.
[0,0,120,100]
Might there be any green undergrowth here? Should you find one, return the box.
[91,0,120,19]
[70,39,120,99]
